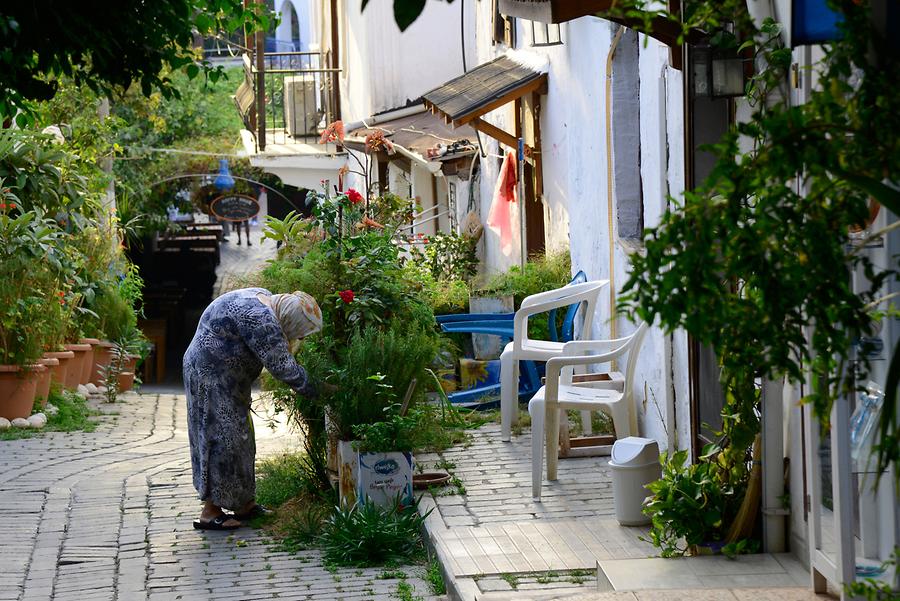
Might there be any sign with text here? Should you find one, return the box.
[209,194,260,222]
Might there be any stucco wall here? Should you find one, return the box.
[468,11,691,453]
[339,0,473,122]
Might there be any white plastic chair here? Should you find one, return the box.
[498,280,608,441]
[527,322,649,500]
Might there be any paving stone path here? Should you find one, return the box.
[0,392,435,601]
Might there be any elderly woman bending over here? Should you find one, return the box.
[183,288,322,530]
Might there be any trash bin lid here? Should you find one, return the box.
[611,437,660,466]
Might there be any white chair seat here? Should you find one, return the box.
[527,322,649,500]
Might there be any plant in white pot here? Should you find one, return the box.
[352,402,421,508]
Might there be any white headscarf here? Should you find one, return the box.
[269,291,323,341]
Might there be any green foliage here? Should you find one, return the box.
[425,559,446,595]
[262,211,317,259]
[295,325,441,440]
[615,0,899,505]
[402,264,469,315]
[1,2,268,121]
[256,453,325,508]
[319,499,429,566]
[476,251,571,306]
[414,231,479,282]
[642,449,732,557]
[0,208,65,365]
[353,404,424,453]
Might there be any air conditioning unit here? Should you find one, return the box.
[283,76,319,138]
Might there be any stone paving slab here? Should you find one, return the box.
[1,391,438,601]
[417,423,828,601]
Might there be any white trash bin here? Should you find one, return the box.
[609,437,662,526]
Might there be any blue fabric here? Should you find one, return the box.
[792,0,842,45]
[183,287,314,509]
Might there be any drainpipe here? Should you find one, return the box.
[762,378,787,552]
[605,25,624,342]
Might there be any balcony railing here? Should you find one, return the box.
[235,51,340,151]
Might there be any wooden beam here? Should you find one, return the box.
[532,91,544,199]
[470,117,519,150]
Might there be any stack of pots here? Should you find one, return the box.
[118,353,140,392]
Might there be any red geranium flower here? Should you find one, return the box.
[346,189,364,205]
[339,289,355,304]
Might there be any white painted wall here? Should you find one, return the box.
[339,0,473,122]
[466,10,690,454]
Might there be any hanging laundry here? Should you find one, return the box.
[487,151,518,257]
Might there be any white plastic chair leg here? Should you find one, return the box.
[529,400,545,501]
[546,406,561,481]
[609,402,632,440]
[500,348,516,442]
[580,410,592,436]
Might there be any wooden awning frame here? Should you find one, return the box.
[424,72,547,161]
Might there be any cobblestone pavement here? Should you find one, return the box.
[0,392,435,601]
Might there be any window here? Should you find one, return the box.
[530,21,562,47]
[492,0,516,46]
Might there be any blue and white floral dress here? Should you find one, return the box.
[183,288,314,510]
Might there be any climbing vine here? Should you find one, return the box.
[617,0,899,510]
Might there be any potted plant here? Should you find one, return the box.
[352,402,420,508]
[0,205,63,418]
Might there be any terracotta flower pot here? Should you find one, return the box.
[36,358,58,408]
[43,350,74,388]
[117,371,135,392]
[78,338,101,385]
[125,354,140,373]
[88,340,116,386]
[0,365,42,420]
[63,344,92,390]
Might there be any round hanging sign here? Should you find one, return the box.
[209,194,260,222]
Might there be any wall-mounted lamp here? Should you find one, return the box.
[691,44,750,99]
[214,158,236,193]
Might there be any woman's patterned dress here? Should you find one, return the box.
[183,288,314,509]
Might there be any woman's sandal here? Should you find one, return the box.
[192,514,242,530]
[233,504,273,521]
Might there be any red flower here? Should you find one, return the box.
[346,189,364,205]
[338,289,355,304]
[8,203,14,209]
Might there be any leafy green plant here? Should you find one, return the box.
[262,210,317,259]
[256,453,326,507]
[416,231,479,282]
[0,208,65,366]
[353,404,423,453]
[641,449,732,557]
[319,499,430,567]
[425,559,446,595]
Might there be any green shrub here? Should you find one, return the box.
[320,500,429,567]
[475,250,571,306]
[256,453,324,507]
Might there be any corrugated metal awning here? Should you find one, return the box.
[423,56,547,127]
